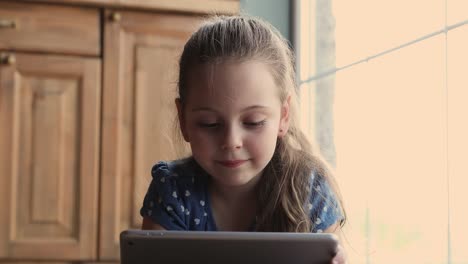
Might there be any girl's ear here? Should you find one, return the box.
[175,98,190,142]
[278,95,291,138]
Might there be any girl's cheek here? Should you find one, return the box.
[244,135,264,150]
[191,129,218,144]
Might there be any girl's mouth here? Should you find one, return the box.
[217,160,247,168]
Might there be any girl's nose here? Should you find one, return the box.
[220,126,243,150]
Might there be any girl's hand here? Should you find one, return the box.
[323,222,347,264]
[331,244,347,264]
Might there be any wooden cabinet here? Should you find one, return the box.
[99,9,196,260]
[0,1,100,55]
[0,0,238,263]
[36,0,239,14]
[0,53,101,261]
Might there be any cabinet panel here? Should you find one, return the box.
[0,53,101,260]
[0,1,100,56]
[100,10,200,260]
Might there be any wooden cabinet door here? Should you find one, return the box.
[0,53,101,261]
[100,10,201,260]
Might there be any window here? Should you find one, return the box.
[297,0,468,263]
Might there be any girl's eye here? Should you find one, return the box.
[244,120,266,127]
[198,123,219,128]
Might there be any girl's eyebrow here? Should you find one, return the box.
[191,105,269,113]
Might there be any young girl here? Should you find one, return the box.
[140,15,347,263]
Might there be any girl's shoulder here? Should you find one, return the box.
[149,158,210,212]
[141,158,213,230]
[151,158,207,186]
[308,169,344,232]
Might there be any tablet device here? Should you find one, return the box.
[120,229,338,264]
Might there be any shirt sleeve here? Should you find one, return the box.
[140,161,188,230]
[308,171,344,233]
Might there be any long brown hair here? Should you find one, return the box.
[177,15,346,232]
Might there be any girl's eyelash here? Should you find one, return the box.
[244,120,266,127]
[197,120,266,128]
[198,123,219,128]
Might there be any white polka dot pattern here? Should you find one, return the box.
[140,161,343,232]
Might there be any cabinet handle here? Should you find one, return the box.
[0,19,16,29]
[1,54,16,65]
[109,12,121,22]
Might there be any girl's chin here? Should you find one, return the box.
[212,174,261,189]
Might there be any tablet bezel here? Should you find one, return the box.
[120,229,338,264]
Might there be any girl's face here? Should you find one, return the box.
[177,60,290,189]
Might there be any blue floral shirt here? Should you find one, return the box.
[140,158,343,232]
